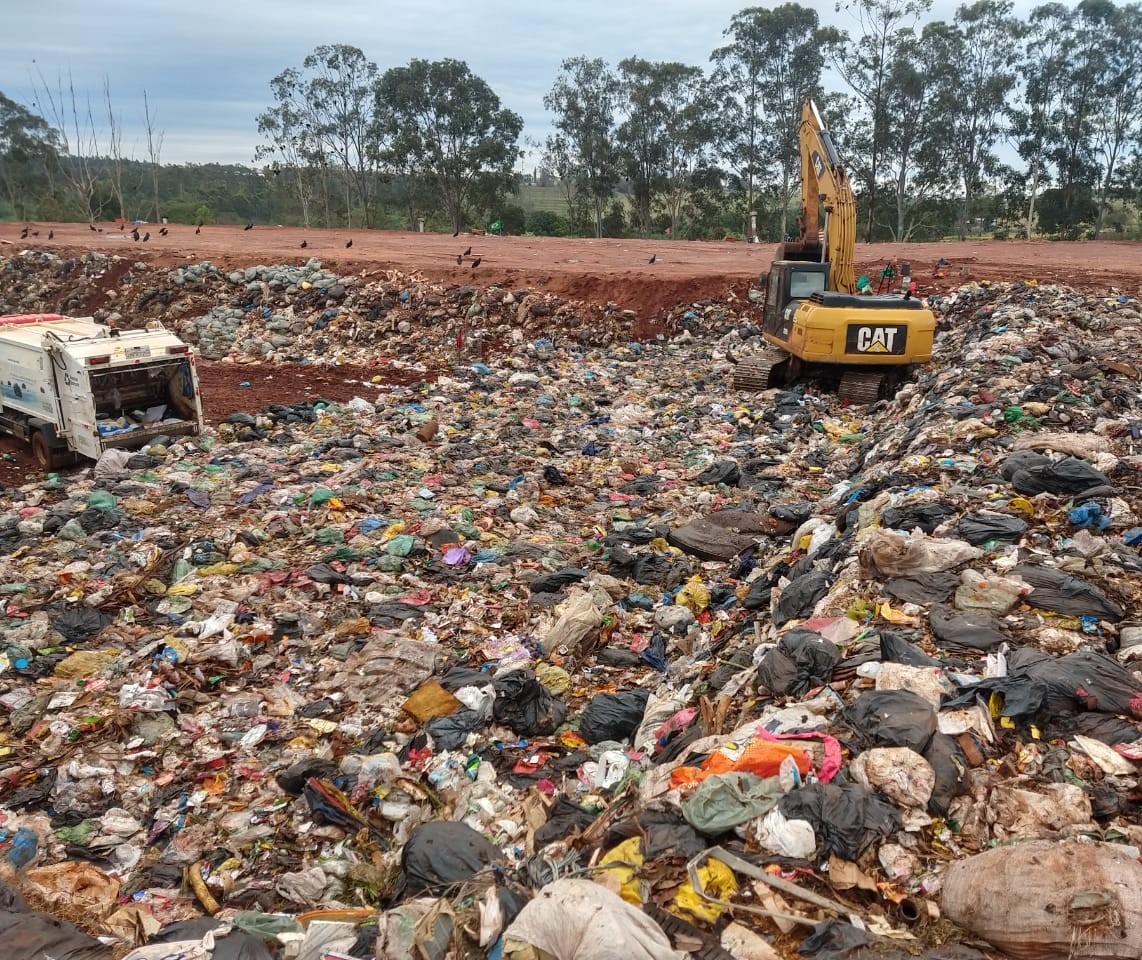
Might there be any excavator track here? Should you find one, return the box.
[731,348,790,391]
[838,369,892,404]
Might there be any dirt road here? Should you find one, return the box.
[3,223,1140,319]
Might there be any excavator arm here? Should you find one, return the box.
[778,100,858,295]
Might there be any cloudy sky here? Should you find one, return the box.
[3,0,1038,167]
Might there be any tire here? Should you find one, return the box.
[30,431,61,471]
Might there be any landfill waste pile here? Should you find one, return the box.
[0,277,1141,960]
[0,251,684,367]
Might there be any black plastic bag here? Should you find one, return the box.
[304,562,350,584]
[529,568,588,593]
[534,798,597,846]
[0,907,111,960]
[845,689,936,753]
[929,604,1007,651]
[884,573,960,604]
[774,571,831,627]
[492,670,567,736]
[609,810,708,860]
[798,920,877,958]
[696,460,741,486]
[1008,648,1142,718]
[49,606,111,644]
[878,631,942,667]
[578,688,650,744]
[779,782,903,861]
[1001,451,1116,499]
[881,502,956,534]
[401,821,502,897]
[275,758,342,796]
[709,644,757,690]
[922,733,965,816]
[149,919,273,960]
[956,512,1027,545]
[437,666,493,693]
[756,628,840,697]
[743,578,772,611]
[1010,564,1124,622]
[425,709,484,749]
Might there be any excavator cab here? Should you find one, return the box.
[759,262,829,341]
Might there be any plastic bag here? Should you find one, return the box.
[845,689,936,753]
[756,628,840,697]
[1010,564,1124,622]
[929,604,1007,651]
[752,808,816,859]
[529,568,588,593]
[773,571,831,626]
[778,782,902,861]
[859,530,983,577]
[850,747,935,809]
[954,569,1029,614]
[578,688,650,744]
[681,772,783,834]
[956,512,1027,545]
[696,460,741,486]
[492,669,567,736]
[881,502,956,533]
[540,591,604,658]
[1001,450,1116,499]
[401,821,502,897]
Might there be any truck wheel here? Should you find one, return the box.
[30,431,61,470]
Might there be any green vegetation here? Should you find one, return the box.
[2,1,1142,240]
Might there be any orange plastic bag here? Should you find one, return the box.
[670,738,812,790]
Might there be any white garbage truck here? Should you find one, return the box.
[0,313,205,469]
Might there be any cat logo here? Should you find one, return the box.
[846,323,906,355]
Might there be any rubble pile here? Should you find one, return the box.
[0,278,1141,960]
[2,251,708,365]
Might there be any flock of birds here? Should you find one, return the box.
[14,222,665,270]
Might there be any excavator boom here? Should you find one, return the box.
[777,101,858,295]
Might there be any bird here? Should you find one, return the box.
[300,240,308,249]
[31,231,39,237]
[452,229,459,237]
[463,246,472,256]
[195,225,201,235]
[649,254,657,264]
[132,229,140,241]
[98,228,103,232]
[471,257,482,269]
[48,230,53,240]
[244,223,253,231]
[19,227,28,239]
[89,223,97,232]
[159,227,168,236]
[345,239,352,248]
[143,232,150,242]
[455,254,462,265]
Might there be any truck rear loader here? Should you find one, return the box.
[0,314,204,470]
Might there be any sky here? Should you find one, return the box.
[2,0,1040,168]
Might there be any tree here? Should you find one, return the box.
[1092,3,1142,236]
[882,32,956,240]
[0,93,59,220]
[255,68,320,227]
[943,0,1020,240]
[143,89,164,224]
[379,59,522,234]
[831,0,931,241]
[614,59,711,236]
[544,57,621,238]
[30,67,103,222]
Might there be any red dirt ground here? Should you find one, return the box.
[2,221,1140,487]
[3,222,1140,318]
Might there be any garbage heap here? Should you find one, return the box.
[0,251,679,365]
[1,279,1141,960]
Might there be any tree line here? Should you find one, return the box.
[2,0,1141,241]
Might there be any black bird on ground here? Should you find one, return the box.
[159,227,168,236]
[195,226,201,235]
[471,257,482,269]
[300,240,308,249]
[31,231,39,237]
[649,254,657,264]
[143,232,150,242]
[132,229,140,241]
[345,239,353,248]
[452,229,459,237]
[48,230,53,239]
[463,246,471,256]
[455,254,462,265]
[244,223,253,231]
[89,223,97,232]
[19,227,28,239]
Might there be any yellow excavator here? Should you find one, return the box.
[732,100,936,403]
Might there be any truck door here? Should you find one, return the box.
[52,350,100,460]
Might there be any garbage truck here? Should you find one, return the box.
[0,313,204,469]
